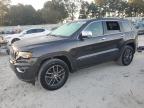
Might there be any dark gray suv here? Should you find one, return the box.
[10,18,137,90]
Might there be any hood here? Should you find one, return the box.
[4,33,21,39]
[13,35,66,50]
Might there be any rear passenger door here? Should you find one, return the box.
[103,21,125,57]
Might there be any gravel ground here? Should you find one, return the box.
[0,35,144,108]
[0,52,144,108]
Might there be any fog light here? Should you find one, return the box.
[16,67,25,73]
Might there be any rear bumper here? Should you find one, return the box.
[10,58,39,83]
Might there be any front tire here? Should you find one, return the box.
[38,59,69,91]
[117,45,134,66]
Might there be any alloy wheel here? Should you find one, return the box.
[44,65,66,87]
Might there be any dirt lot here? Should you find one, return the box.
[0,35,144,108]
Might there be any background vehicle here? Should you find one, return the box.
[0,36,7,47]
[134,21,144,35]
[10,18,137,91]
[4,28,50,45]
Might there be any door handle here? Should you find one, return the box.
[101,38,106,40]
[121,34,125,37]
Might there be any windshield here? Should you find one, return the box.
[49,21,86,37]
[19,30,27,35]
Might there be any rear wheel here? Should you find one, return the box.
[117,45,134,66]
[38,59,69,91]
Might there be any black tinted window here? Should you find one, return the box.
[84,21,103,37]
[122,21,132,32]
[26,29,45,34]
[36,29,45,32]
[26,29,37,34]
[106,21,120,30]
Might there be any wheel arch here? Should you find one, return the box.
[11,38,20,44]
[122,40,136,53]
[36,55,73,78]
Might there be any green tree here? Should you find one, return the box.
[87,2,98,18]
[128,0,144,17]
[7,4,37,25]
[41,0,68,23]
[79,1,89,19]
[0,0,10,25]
[64,0,78,20]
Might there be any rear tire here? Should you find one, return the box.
[38,59,69,91]
[117,45,134,66]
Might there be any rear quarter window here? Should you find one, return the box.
[122,21,132,32]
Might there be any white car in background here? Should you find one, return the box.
[4,28,50,45]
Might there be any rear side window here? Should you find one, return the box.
[106,21,121,34]
[36,29,45,33]
[122,21,132,32]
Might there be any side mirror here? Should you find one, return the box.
[79,31,92,40]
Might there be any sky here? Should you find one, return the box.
[11,0,94,10]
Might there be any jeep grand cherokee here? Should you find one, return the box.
[10,18,137,90]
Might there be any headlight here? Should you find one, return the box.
[16,52,32,59]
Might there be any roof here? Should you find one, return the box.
[76,18,129,22]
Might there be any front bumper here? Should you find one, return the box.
[10,58,39,83]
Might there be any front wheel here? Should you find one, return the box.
[117,45,134,66]
[38,59,69,91]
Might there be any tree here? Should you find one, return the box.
[79,1,89,19]
[94,0,104,6]
[94,0,107,17]
[64,0,78,20]
[0,0,10,25]
[41,0,68,23]
[7,4,38,25]
[128,0,144,17]
[87,2,98,18]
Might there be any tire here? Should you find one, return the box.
[11,38,20,44]
[38,59,69,91]
[117,45,134,66]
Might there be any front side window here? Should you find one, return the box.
[26,29,37,34]
[49,21,86,37]
[84,21,103,37]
